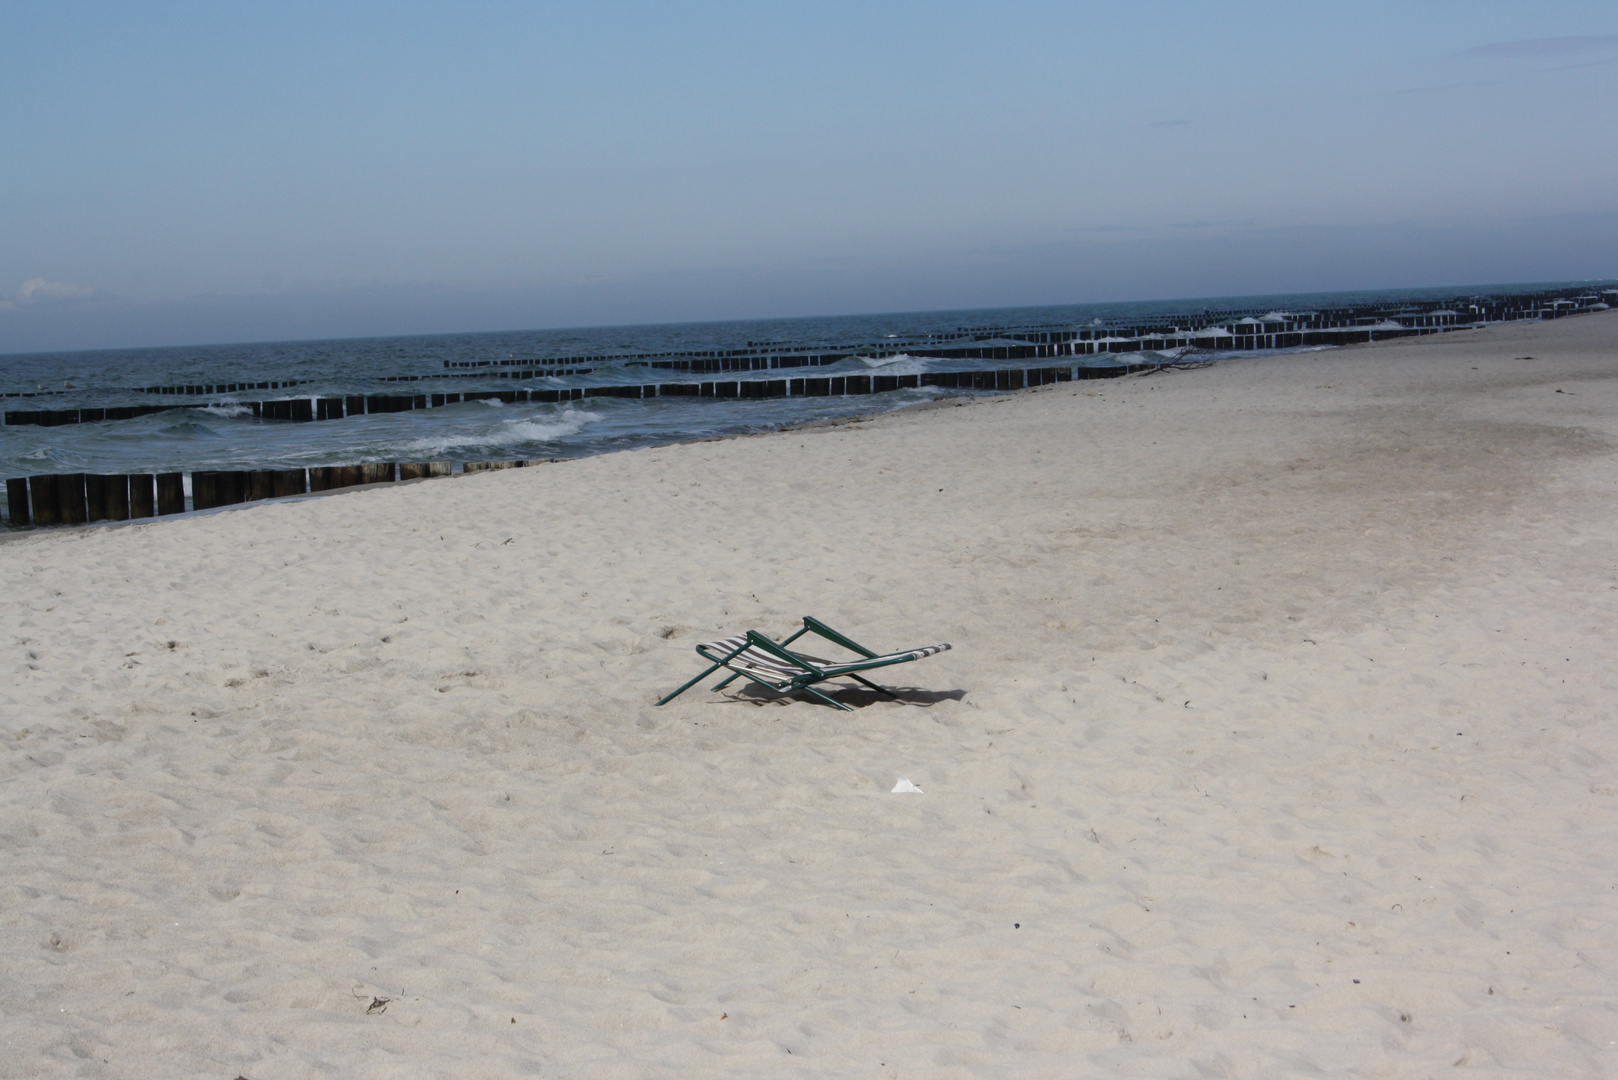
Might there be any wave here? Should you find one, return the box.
[851,353,932,377]
[389,408,601,457]
[159,420,225,437]
[490,411,601,443]
[198,402,253,418]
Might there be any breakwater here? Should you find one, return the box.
[5,283,1612,429]
[4,361,1116,428]
[0,360,1112,528]
[431,283,1614,374]
[2,461,476,527]
[6,280,1614,516]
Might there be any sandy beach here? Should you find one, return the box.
[3,311,1616,1078]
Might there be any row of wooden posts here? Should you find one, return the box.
[4,362,1115,428]
[439,286,1617,370]
[8,294,1605,429]
[5,285,1612,413]
[0,461,553,528]
[0,361,1156,528]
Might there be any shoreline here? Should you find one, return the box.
[6,281,1613,493]
[3,310,1615,1076]
[0,392,949,541]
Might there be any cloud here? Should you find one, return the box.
[1460,34,1618,58]
[0,278,108,310]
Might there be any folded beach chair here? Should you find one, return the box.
[656,616,951,711]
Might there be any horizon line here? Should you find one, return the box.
[3,276,1615,360]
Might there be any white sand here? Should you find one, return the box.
[3,312,1617,1078]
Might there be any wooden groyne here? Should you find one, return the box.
[419,285,1615,376]
[0,363,1131,528]
[0,462,473,528]
[0,362,1106,428]
[5,284,1611,428]
[5,473,184,527]
[1,380,309,405]
[3,279,1610,530]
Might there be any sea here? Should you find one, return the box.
[0,281,1606,478]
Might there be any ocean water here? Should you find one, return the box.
[1,281,1606,477]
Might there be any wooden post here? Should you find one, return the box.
[156,473,185,515]
[30,476,60,526]
[129,475,156,518]
[308,467,334,492]
[335,465,363,488]
[58,474,88,525]
[271,469,307,497]
[194,471,250,509]
[192,471,218,510]
[246,470,274,501]
[359,463,394,484]
[86,474,130,522]
[6,477,30,526]
[108,475,131,520]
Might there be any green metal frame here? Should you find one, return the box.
[655,616,927,711]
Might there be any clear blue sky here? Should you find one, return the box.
[3,1,1616,352]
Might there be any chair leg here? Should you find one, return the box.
[848,673,899,699]
[655,661,726,706]
[798,683,853,711]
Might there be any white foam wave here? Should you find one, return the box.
[853,353,932,377]
[494,412,601,442]
[199,403,253,418]
[391,409,600,456]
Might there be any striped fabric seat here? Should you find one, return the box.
[698,636,951,680]
[697,634,817,678]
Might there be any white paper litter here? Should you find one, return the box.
[891,777,923,794]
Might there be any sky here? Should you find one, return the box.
[3,1,1616,354]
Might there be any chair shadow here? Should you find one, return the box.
[728,682,967,709]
